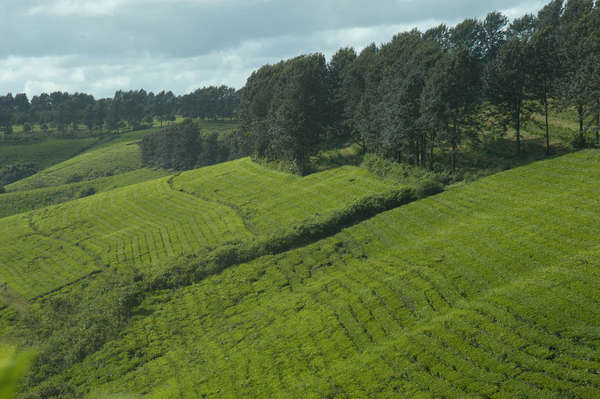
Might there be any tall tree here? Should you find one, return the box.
[531,0,564,154]
[486,37,533,155]
[267,54,330,174]
[328,47,357,142]
[481,11,508,62]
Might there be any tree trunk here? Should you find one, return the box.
[578,104,585,143]
[596,98,600,147]
[421,135,427,168]
[429,132,435,171]
[516,102,521,156]
[451,121,458,175]
[544,90,550,156]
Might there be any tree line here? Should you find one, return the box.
[239,0,600,174]
[140,119,249,170]
[0,86,239,135]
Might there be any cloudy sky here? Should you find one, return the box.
[0,0,547,99]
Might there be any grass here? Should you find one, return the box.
[0,159,394,302]
[0,169,169,219]
[32,149,599,398]
[172,157,395,235]
[5,140,145,192]
[0,137,98,170]
[4,120,237,192]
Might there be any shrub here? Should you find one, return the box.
[415,178,444,198]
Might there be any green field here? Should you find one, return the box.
[173,158,395,235]
[5,140,145,192]
[0,169,169,219]
[0,160,396,302]
[0,138,98,170]
[43,150,599,398]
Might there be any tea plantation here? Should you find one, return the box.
[0,160,399,303]
[13,150,599,398]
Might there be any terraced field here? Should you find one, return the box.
[0,169,169,218]
[173,158,395,235]
[6,139,144,192]
[53,150,600,398]
[0,161,396,301]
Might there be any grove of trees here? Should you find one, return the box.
[0,86,239,135]
[239,0,600,173]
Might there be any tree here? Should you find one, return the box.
[328,47,357,141]
[0,94,14,134]
[421,46,482,173]
[531,0,564,154]
[481,12,508,62]
[267,54,330,174]
[450,18,484,60]
[486,37,533,155]
[558,0,595,145]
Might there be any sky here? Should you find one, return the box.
[0,0,548,99]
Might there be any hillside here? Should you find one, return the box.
[4,150,598,398]
[0,169,169,219]
[0,159,398,305]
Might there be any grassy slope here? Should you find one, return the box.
[4,120,237,193]
[173,158,394,235]
[0,138,98,170]
[0,161,396,302]
[5,140,143,192]
[0,169,169,219]
[54,150,600,398]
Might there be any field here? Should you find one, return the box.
[42,150,600,398]
[173,158,395,235]
[0,169,169,219]
[5,139,146,192]
[0,160,397,302]
[0,137,98,170]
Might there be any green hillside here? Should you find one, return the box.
[29,150,598,398]
[0,138,99,171]
[6,140,143,192]
[0,160,397,303]
[0,169,169,219]
[173,158,395,235]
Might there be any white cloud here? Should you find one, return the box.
[27,0,127,17]
[26,0,239,17]
[502,0,547,19]
[3,1,549,98]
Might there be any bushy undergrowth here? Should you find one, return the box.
[18,272,144,399]
[361,153,451,186]
[0,163,38,187]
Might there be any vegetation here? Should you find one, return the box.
[0,169,169,219]
[5,140,144,192]
[237,0,600,175]
[0,159,399,302]
[0,137,98,170]
[0,86,238,137]
[5,150,598,398]
[140,119,247,171]
[1,1,599,398]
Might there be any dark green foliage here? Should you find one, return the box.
[1,85,239,140]
[140,120,245,171]
[240,54,331,174]
[485,37,533,154]
[19,271,144,398]
[0,163,38,187]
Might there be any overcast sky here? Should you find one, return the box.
[0,0,547,99]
